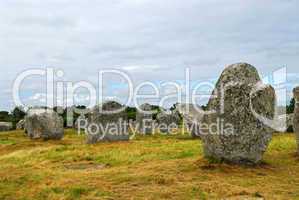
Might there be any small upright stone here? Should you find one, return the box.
[293,86,299,153]
[287,114,294,132]
[202,63,276,164]
[25,108,64,140]
[176,104,205,138]
[156,111,180,134]
[86,101,129,143]
[136,103,155,135]
[74,115,87,131]
[0,122,13,132]
[16,119,25,130]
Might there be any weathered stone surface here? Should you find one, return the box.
[176,104,204,138]
[201,63,276,164]
[65,106,91,128]
[25,109,64,140]
[293,86,299,153]
[86,101,129,143]
[156,111,180,134]
[16,119,25,130]
[0,122,13,132]
[136,103,155,135]
[74,115,87,130]
[277,114,294,132]
[287,114,294,132]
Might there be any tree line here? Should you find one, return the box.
[0,98,295,130]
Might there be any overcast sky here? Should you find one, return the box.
[0,0,298,110]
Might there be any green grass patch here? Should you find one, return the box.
[0,138,16,145]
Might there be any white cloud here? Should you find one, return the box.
[0,0,298,110]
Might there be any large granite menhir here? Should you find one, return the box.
[293,87,299,154]
[25,109,64,140]
[202,63,276,164]
[86,101,129,143]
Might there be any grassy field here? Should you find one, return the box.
[0,130,299,200]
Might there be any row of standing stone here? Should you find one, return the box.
[22,102,181,142]
[13,63,299,165]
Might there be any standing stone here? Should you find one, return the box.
[0,122,13,132]
[201,63,276,164]
[74,115,89,131]
[278,114,294,133]
[293,87,299,153]
[25,109,64,140]
[86,101,129,143]
[16,119,25,130]
[136,103,155,135]
[176,104,205,138]
[277,114,294,133]
[287,114,294,132]
[156,111,180,134]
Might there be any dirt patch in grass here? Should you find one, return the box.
[64,162,106,171]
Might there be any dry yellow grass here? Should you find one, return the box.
[0,129,299,200]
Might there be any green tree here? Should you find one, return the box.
[0,111,11,122]
[12,107,26,121]
[125,107,137,121]
[11,106,26,129]
[287,98,295,114]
